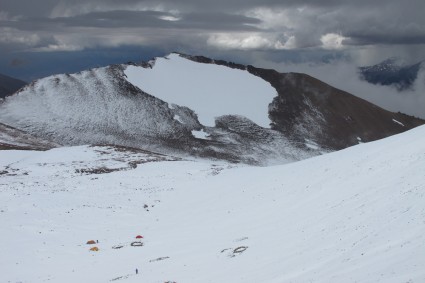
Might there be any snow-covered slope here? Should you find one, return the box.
[1,125,424,282]
[0,122,58,150]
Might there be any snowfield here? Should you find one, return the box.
[1,125,425,282]
[124,53,277,128]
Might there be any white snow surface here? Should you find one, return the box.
[191,129,209,139]
[173,114,184,124]
[1,126,425,282]
[392,119,405,126]
[124,54,276,128]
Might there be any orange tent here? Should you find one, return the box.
[86,240,96,244]
[90,247,99,251]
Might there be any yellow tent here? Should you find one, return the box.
[90,247,99,251]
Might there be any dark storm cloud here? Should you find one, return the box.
[1,10,261,31]
[0,0,58,17]
[19,0,403,13]
[1,0,425,51]
[345,34,425,46]
[1,0,424,119]
[0,0,425,68]
[0,0,323,16]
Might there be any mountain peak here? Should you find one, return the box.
[359,57,424,90]
[0,54,423,164]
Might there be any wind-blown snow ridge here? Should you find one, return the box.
[124,53,277,128]
[1,126,425,282]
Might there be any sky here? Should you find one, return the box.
[1,0,424,81]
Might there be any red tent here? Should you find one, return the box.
[135,235,143,239]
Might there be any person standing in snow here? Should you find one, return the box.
[136,268,138,275]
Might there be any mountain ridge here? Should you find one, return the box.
[181,53,424,149]
[1,122,424,282]
[0,53,423,164]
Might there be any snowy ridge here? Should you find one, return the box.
[1,125,425,282]
[0,53,423,164]
[0,65,208,157]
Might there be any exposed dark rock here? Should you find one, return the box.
[186,55,424,151]
[359,58,424,90]
[0,73,26,99]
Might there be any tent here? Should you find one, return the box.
[135,235,143,239]
[90,247,99,251]
[86,240,96,244]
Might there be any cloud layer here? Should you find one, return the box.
[1,0,425,60]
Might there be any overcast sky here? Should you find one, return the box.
[1,0,425,81]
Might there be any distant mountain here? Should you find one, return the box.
[0,53,423,164]
[0,73,26,99]
[359,58,424,90]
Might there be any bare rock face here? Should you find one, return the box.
[0,53,423,165]
[250,68,423,150]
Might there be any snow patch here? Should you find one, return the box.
[305,138,319,150]
[173,115,184,124]
[392,119,405,126]
[192,129,209,139]
[124,53,276,128]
